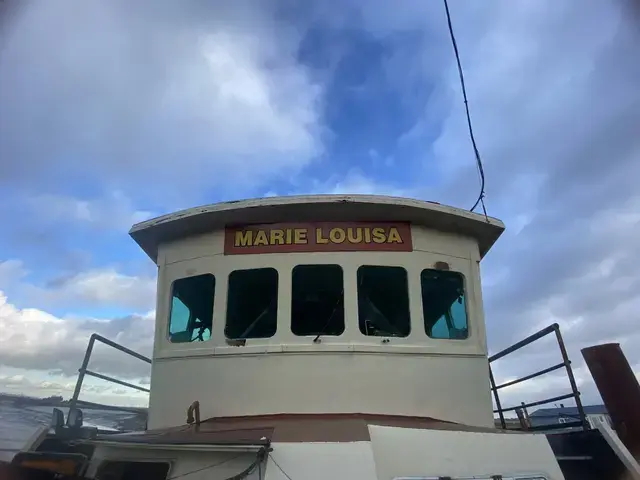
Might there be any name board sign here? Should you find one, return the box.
[224,222,412,255]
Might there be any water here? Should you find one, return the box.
[0,404,145,462]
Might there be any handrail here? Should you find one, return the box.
[489,323,588,431]
[67,333,151,426]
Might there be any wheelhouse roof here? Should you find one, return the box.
[129,194,505,263]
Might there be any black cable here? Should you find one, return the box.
[166,454,243,479]
[167,449,266,480]
[268,453,294,480]
[443,0,488,217]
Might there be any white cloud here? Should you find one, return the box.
[0,290,153,396]
[0,367,149,407]
[0,0,323,202]
[269,169,416,198]
[0,260,156,313]
[38,268,156,312]
[0,260,155,405]
[25,191,155,232]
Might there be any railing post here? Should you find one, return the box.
[554,325,588,431]
[488,323,589,432]
[489,365,506,429]
[67,334,97,425]
[582,343,640,457]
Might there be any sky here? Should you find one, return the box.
[1,0,640,412]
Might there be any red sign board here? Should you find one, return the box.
[224,222,412,255]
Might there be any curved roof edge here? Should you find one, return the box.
[129,194,505,262]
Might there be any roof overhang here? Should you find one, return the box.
[129,195,505,263]
[86,440,268,453]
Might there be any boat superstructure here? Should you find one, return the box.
[2,195,590,479]
[134,194,503,430]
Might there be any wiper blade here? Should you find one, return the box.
[313,291,344,343]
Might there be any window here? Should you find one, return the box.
[97,461,170,480]
[168,274,215,343]
[357,266,410,337]
[292,265,344,337]
[226,268,278,339]
[421,269,468,340]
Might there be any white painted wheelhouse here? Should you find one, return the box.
[131,195,504,430]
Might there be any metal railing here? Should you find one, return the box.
[489,323,589,432]
[67,333,151,424]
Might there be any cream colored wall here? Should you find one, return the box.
[369,425,564,479]
[85,434,562,480]
[147,226,493,429]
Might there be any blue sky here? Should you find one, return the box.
[1,0,640,407]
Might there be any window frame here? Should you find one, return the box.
[225,266,279,340]
[290,263,346,338]
[420,268,470,341]
[95,459,173,480]
[356,264,412,339]
[167,273,216,344]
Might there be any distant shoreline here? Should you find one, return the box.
[0,393,147,413]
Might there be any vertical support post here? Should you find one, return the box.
[67,334,97,425]
[489,365,506,429]
[554,325,588,431]
[582,343,640,457]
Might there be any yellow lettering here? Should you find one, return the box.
[347,227,362,244]
[254,230,268,246]
[329,227,346,244]
[387,227,402,244]
[234,230,253,247]
[294,228,308,244]
[316,228,329,244]
[286,229,293,244]
[364,228,371,243]
[372,227,386,244]
[270,229,284,245]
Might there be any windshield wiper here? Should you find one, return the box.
[313,291,344,343]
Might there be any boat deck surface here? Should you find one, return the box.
[91,413,520,446]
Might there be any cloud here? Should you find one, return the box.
[0,290,153,381]
[0,367,149,407]
[2,0,640,412]
[24,191,155,232]
[0,260,156,313]
[37,268,156,312]
[422,0,640,366]
[330,0,640,407]
[0,259,28,285]
[404,12,640,313]
[266,169,415,198]
[0,0,323,204]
